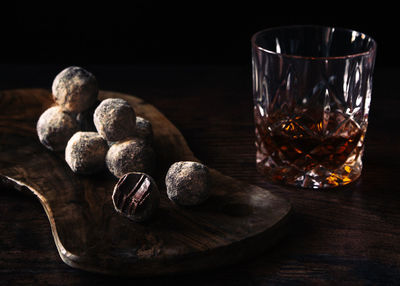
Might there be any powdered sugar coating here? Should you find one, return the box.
[36,106,79,152]
[106,138,155,178]
[165,161,210,206]
[52,66,98,113]
[134,116,153,144]
[94,98,136,142]
[65,131,108,174]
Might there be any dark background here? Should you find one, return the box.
[1,3,400,285]
[0,2,394,68]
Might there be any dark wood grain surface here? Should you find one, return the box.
[1,65,399,285]
[0,88,290,276]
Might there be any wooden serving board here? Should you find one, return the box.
[0,89,291,276]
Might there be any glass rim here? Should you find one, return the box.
[251,25,377,60]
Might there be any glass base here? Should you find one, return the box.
[256,151,362,189]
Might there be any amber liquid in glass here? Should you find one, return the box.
[255,107,366,188]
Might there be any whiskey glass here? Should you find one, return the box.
[251,26,377,188]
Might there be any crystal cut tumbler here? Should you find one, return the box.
[251,26,376,188]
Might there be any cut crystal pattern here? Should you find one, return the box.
[252,26,376,188]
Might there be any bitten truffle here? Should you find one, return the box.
[112,172,160,222]
[65,132,108,174]
[106,138,155,178]
[52,66,98,113]
[165,161,210,206]
[36,106,79,152]
[93,98,136,142]
[134,116,153,144]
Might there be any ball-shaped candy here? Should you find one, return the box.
[52,66,98,113]
[165,161,210,206]
[93,98,136,142]
[106,138,155,178]
[36,106,79,152]
[65,132,108,174]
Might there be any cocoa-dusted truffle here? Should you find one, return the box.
[52,66,98,113]
[76,100,100,131]
[37,106,79,152]
[112,172,159,222]
[106,138,155,178]
[94,98,136,142]
[165,161,210,206]
[65,132,108,174]
[134,116,153,144]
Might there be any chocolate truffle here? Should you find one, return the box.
[36,106,79,152]
[165,161,210,206]
[65,132,108,174]
[93,98,136,142]
[106,138,155,178]
[134,116,153,144]
[75,100,100,131]
[112,172,160,222]
[52,66,98,113]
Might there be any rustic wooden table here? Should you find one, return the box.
[1,65,399,285]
